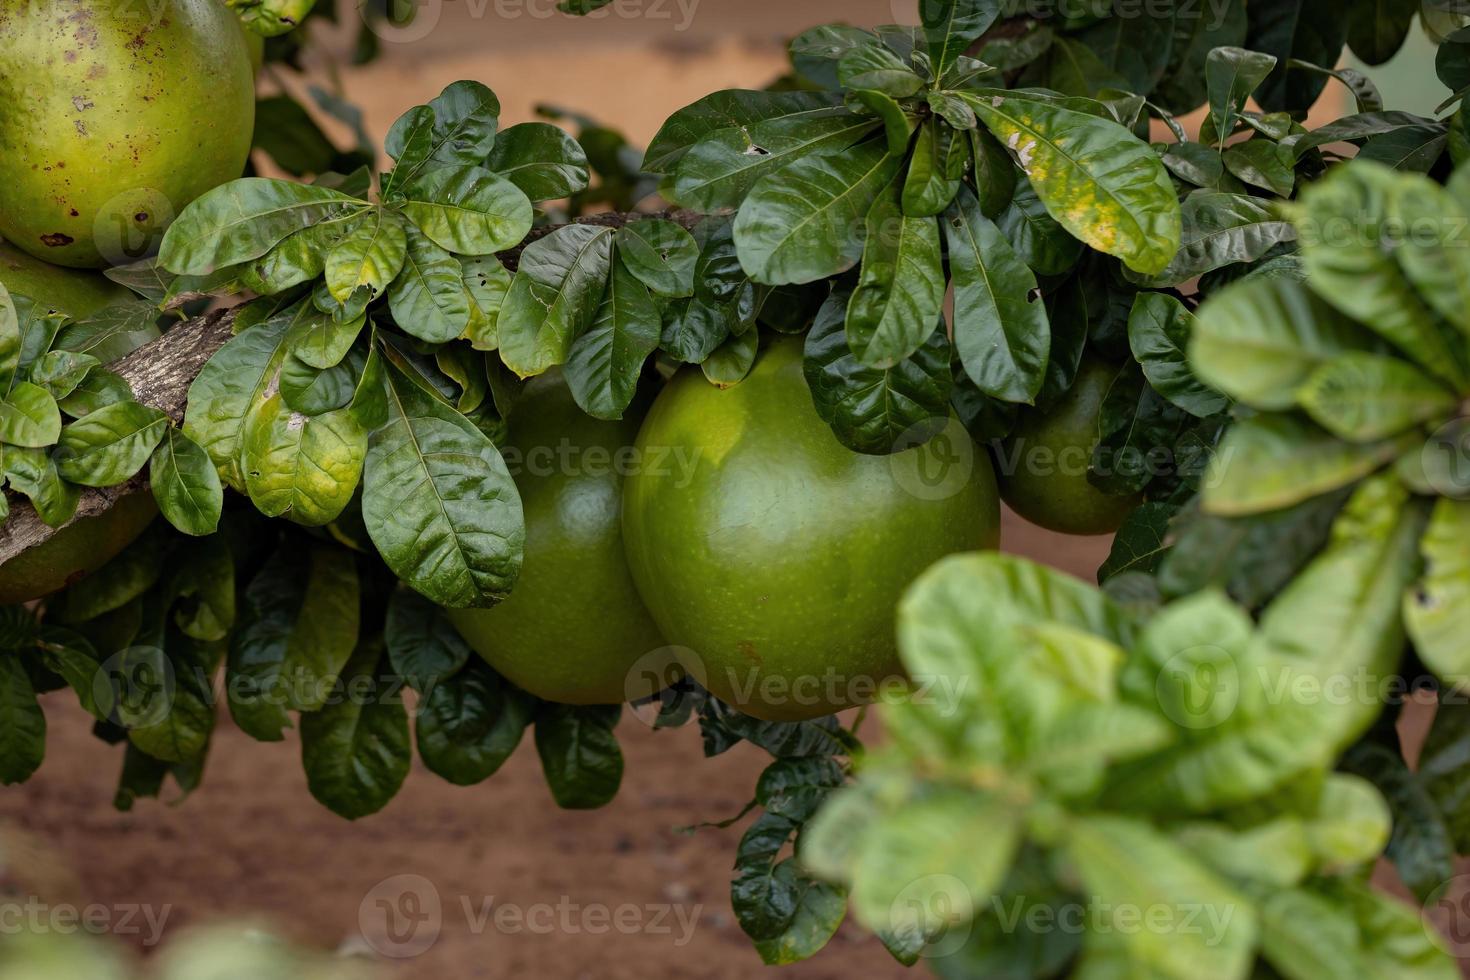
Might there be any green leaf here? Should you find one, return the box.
[160,177,364,275]
[125,628,216,767]
[701,327,759,387]
[0,655,44,785]
[241,379,368,527]
[733,139,902,285]
[417,660,532,785]
[1205,47,1278,144]
[848,792,1019,951]
[462,255,513,350]
[901,119,961,218]
[1347,0,1418,64]
[643,90,843,175]
[57,368,132,419]
[1222,139,1296,197]
[613,220,698,298]
[399,166,534,256]
[388,224,470,345]
[855,90,917,158]
[386,80,501,192]
[1099,502,1176,582]
[363,361,524,608]
[534,703,623,809]
[383,588,471,692]
[0,381,61,447]
[1247,0,1349,112]
[790,24,880,88]
[845,186,945,369]
[1191,276,1378,411]
[284,306,365,371]
[1294,161,1465,389]
[670,107,879,212]
[1392,173,1470,338]
[564,261,660,420]
[0,284,20,393]
[1406,499,1470,687]
[963,89,1182,276]
[4,446,78,527]
[28,350,99,402]
[804,291,952,455]
[54,400,167,486]
[837,42,924,98]
[1067,816,1257,980]
[323,207,407,303]
[1343,735,1454,902]
[1203,414,1413,516]
[300,642,410,820]
[53,302,161,365]
[996,181,1082,276]
[182,314,291,491]
[498,224,615,377]
[242,213,359,294]
[484,122,590,201]
[919,0,1001,78]
[1134,191,1297,288]
[150,428,222,536]
[1159,490,1349,609]
[1298,352,1457,442]
[944,186,1049,404]
[1127,293,1228,417]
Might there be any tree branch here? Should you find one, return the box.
[0,210,706,566]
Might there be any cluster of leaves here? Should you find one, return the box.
[0,501,632,819]
[145,81,600,609]
[798,481,1457,977]
[0,286,223,537]
[1179,161,1469,693]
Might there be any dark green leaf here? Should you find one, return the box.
[389,224,471,344]
[417,660,532,785]
[670,107,879,212]
[182,314,291,491]
[0,655,44,784]
[564,261,660,420]
[399,166,533,256]
[534,703,623,809]
[54,401,167,486]
[1205,47,1278,144]
[498,224,615,377]
[384,587,472,692]
[160,178,364,276]
[733,139,901,285]
[919,0,1002,78]
[300,642,410,819]
[643,91,844,175]
[804,291,952,455]
[363,361,524,608]
[944,187,1049,404]
[53,303,161,365]
[1099,502,1176,582]
[150,428,223,536]
[846,186,945,368]
[1127,292,1229,417]
[485,121,589,201]
[615,219,698,298]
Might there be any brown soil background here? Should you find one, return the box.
[0,2,1388,978]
